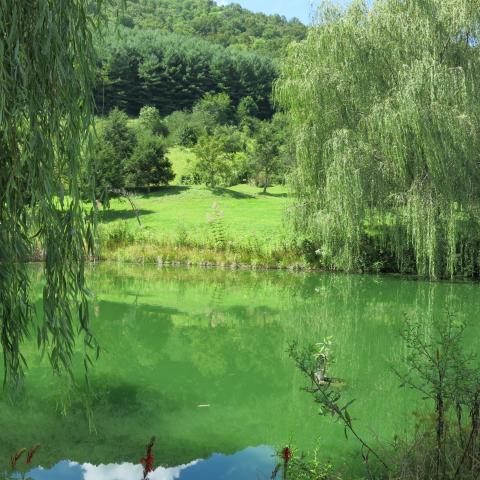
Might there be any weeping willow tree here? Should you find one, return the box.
[275,0,480,279]
[0,1,108,389]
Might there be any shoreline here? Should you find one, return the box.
[31,245,480,283]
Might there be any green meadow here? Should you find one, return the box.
[100,183,289,240]
[96,147,301,267]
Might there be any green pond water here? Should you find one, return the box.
[1,264,479,479]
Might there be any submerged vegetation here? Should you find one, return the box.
[276,0,480,279]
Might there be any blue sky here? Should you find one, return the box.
[216,1,355,24]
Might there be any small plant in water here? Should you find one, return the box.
[10,448,26,470]
[272,445,339,480]
[288,313,480,479]
[25,445,40,465]
[392,312,480,480]
[288,339,388,472]
[271,446,292,479]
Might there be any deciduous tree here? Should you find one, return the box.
[276,0,480,278]
[0,0,106,387]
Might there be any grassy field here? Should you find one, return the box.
[96,148,304,267]
[100,183,289,241]
[166,146,196,185]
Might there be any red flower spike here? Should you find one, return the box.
[281,447,291,464]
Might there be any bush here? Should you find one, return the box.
[89,140,125,197]
[126,133,175,188]
[192,92,233,132]
[178,125,199,147]
[237,95,259,124]
[102,108,136,160]
[97,221,135,250]
[192,125,248,187]
[138,106,169,137]
[164,110,205,147]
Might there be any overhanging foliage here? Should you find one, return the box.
[276,0,480,278]
[0,0,102,388]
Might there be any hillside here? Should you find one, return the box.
[108,0,307,55]
[95,29,277,117]
[94,0,306,116]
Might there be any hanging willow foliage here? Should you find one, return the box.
[0,0,108,389]
[275,0,480,279]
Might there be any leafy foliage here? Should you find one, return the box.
[236,96,259,125]
[276,0,480,278]
[207,203,227,250]
[105,0,307,56]
[126,134,174,188]
[85,109,137,199]
[138,106,169,137]
[192,93,233,132]
[248,121,283,193]
[0,0,102,387]
[85,109,174,195]
[193,126,246,187]
[102,109,137,161]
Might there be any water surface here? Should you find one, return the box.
[1,265,479,479]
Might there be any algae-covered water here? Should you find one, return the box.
[1,265,479,479]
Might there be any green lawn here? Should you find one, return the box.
[98,145,291,245]
[166,146,197,185]
[100,183,290,244]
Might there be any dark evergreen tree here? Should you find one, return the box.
[126,134,175,188]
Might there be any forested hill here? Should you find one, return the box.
[107,0,307,55]
[95,0,305,117]
[95,30,277,117]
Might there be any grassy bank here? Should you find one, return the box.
[96,179,306,269]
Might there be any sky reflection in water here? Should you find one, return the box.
[20,446,275,480]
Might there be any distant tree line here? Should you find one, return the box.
[94,29,277,118]
[86,0,300,196]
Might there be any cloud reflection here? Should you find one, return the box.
[27,460,198,480]
[82,460,199,480]
[24,445,274,480]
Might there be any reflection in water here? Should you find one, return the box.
[140,438,155,479]
[13,446,274,480]
[1,265,479,476]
